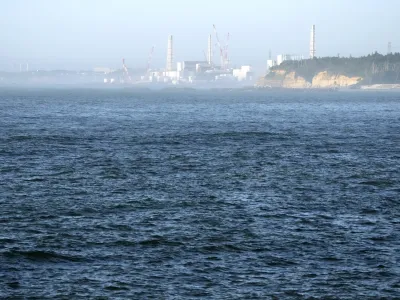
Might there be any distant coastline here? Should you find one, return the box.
[257,53,400,90]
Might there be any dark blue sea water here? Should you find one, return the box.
[1,88,399,299]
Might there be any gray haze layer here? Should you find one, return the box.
[0,0,399,71]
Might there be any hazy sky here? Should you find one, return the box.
[0,0,399,71]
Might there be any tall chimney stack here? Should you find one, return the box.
[310,25,316,59]
[166,35,173,71]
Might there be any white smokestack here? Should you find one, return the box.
[310,25,316,59]
[166,35,173,71]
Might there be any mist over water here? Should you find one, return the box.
[1,89,399,299]
[2,1,400,70]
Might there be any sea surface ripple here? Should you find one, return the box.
[0,89,399,299]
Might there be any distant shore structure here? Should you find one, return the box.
[207,34,212,65]
[166,35,173,71]
[310,25,316,59]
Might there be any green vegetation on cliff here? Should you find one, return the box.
[267,53,400,84]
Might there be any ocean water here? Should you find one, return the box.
[0,88,399,299]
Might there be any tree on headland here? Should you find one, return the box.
[266,53,400,84]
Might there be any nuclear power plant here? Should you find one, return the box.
[150,29,254,86]
[104,24,316,87]
[103,24,254,87]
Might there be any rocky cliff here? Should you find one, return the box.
[312,71,362,88]
[257,70,362,89]
[257,53,400,89]
[281,72,310,88]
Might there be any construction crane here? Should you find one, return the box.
[147,46,155,74]
[122,58,132,83]
[203,50,208,62]
[224,32,230,69]
[213,24,231,70]
[213,24,225,70]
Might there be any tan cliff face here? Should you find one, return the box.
[282,72,310,88]
[312,71,362,88]
[257,70,363,88]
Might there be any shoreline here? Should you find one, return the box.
[1,83,400,93]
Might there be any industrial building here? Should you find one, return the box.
[265,24,316,74]
[103,25,256,87]
[267,54,304,70]
[267,59,277,70]
[233,66,253,81]
[178,61,209,73]
[148,32,253,86]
